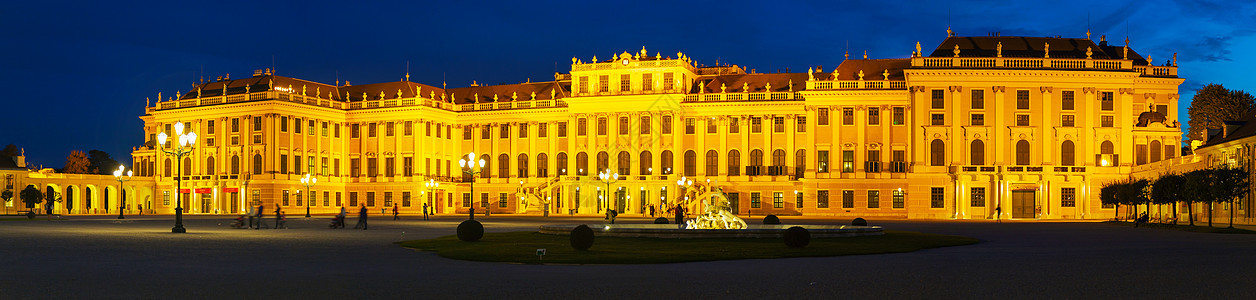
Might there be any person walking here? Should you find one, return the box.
[336,206,347,229]
[392,204,399,220]
[994,205,1002,223]
[422,202,430,220]
[674,203,685,229]
[247,205,255,229]
[649,205,656,218]
[274,205,282,230]
[255,204,265,230]
[355,205,368,230]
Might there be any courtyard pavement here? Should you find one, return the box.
[2,214,1255,299]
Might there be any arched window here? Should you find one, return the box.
[65,186,73,212]
[183,157,192,175]
[930,139,945,166]
[970,140,985,165]
[1016,140,1030,165]
[536,153,548,177]
[1100,141,1114,154]
[705,150,719,176]
[205,156,215,175]
[497,154,509,178]
[1061,140,1075,166]
[772,149,786,167]
[480,154,492,178]
[617,151,631,175]
[639,151,652,175]
[164,158,172,176]
[517,153,529,178]
[596,151,609,174]
[728,150,741,176]
[1149,140,1162,163]
[231,155,240,174]
[683,150,697,176]
[556,152,568,175]
[660,150,673,174]
[749,149,764,176]
[795,149,806,176]
[252,154,263,175]
[576,152,588,175]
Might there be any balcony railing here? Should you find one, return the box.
[911,56,1178,77]
[806,80,907,90]
[682,92,802,102]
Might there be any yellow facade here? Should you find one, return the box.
[129,35,1184,219]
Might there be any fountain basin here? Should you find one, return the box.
[539,224,883,239]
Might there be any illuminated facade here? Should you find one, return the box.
[127,34,1185,220]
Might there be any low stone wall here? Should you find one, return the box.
[538,224,884,238]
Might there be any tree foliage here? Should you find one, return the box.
[19,185,43,209]
[0,144,18,157]
[1150,174,1185,206]
[87,149,118,175]
[1186,84,1256,141]
[64,150,90,174]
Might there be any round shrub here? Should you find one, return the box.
[456,220,484,242]
[570,224,595,250]
[783,226,810,248]
[852,217,868,226]
[654,217,670,224]
[763,215,781,225]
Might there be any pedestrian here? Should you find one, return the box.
[649,205,656,218]
[392,204,399,220]
[995,205,1002,223]
[422,203,430,220]
[674,203,684,229]
[274,205,282,229]
[355,205,368,230]
[247,205,255,229]
[255,204,265,230]
[609,209,617,224]
[337,206,347,229]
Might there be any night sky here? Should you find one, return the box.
[2,0,1252,168]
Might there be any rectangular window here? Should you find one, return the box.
[283,190,290,206]
[1061,91,1075,110]
[930,187,945,208]
[481,126,491,140]
[1062,115,1075,127]
[578,118,587,136]
[385,122,394,136]
[401,192,410,207]
[384,192,393,207]
[620,74,630,92]
[231,136,239,146]
[598,75,609,93]
[1101,115,1114,127]
[597,118,607,135]
[404,121,413,136]
[499,193,508,208]
[281,116,288,132]
[773,117,784,133]
[795,192,804,208]
[1101,92,1114,111]
[729,117,739,133]
[232,118,240,132]
[796,116,807,132]
[640,116,651,134]
[842,151,854,173]
[368,123,377,137]
[619,117,629,135]
[893,107,905,125]
[558,122,568,137]
[972,90,985,109]
[334,124,340,138]
[366,192,375,207]
[334,159,340,176]
[750,117,761,133]
[1016,90,1030,110]
[893,189,905,208]
[772,192,783,208]
[663,73,674,90]
[817,150,830,173]
[891,150,906,173]
[253,117,263,131]
[661,116,672,134]
[642,73,653,91]
[931,114,945,126]
[462,193,472,207]
[1016,114,1030,126]
[867,108,880,125]
[931,90,945,109]
[280,154,288,174]
[294,118,302,134]
[308,120,315,135]
[163,191,170,206]
[842,190,854,208]
[578,76,588,94]
[322,122,328,137]
[336,192,342,206]
[322,157,329,175]
[970,187,986,207]
[818,108,830,125]
[868,190,880,208]
[538,123,548,138]
[463,127,472,140]
[684,118,695,134]
[308,157,315,175]
[519,123,529,138]
[385,157,395,177]
[501,124,511,138]
[349,192,359,207]
[1061,187,1076,207]
[866,150,881,173]
[367,158,378,177]
[351,158,361,177]
[971,114,984,126]
[750,192,761,208]
[842,108,854,125]
[817,190,829,208]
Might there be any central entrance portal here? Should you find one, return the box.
[1011,190,1036,219]
[200,193,213,214]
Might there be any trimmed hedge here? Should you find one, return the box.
[763,215,781,225]
[783,226,810,248]
[852,218,868,226]
[457,220,484,242]
[570,224,595,250]
[654,217,670,224]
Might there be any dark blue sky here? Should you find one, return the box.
[2,0,1252,168]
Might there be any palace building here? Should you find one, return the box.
[116,33,1185,220]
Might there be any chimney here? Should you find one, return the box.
[253,69,265,77]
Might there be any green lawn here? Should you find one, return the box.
[398,230,978,264]
[1104,221,1256,234]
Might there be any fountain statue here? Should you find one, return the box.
[682,186,747,229]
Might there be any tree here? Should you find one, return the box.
[2,189,13,214]
[87,150,119,175]
[64,150,90,174]
[19,185,43,211]
[1,144,18,157]
[1151,174,1186,223]
[1186,84,1256,141]
[1182,169,1212,226]
[1210,167,1250,228]
[1100,182,1121,220]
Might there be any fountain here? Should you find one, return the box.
[539,180,883,239]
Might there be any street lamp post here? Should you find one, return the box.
[597,170,619,213]
[113,165,132,219]
[458,152,486,220]
[156,122,197,233]
[301,173,316,218]
[424,179,440,216]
